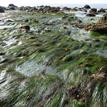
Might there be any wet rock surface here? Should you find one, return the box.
[85,13,107,34]
[0,6,5,13]
[84,5,91,9]
[0,6,107,107]
[86,8,97,17]
[8,4,18,10]
[98,8,106,13]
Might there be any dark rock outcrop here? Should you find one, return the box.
[86,8,97,17]
[19,6,61,13]
[85,13,107,34]
[0,6,5,13]
[91,25,107,34]
[84,5,91,9]
[62,7,71,11]
[98,8,106,13]
[97,13,107,24]
[8,4,18,10]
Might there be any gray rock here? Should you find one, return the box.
[98,8,106,13]
[86,8,97,17]
[84,5,91,9]
[8,4,18,10]
[0,6,5,13]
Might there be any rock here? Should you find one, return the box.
[97,13,107,24]
[98,8,106,13]
[85,13,107,34]
[0,52,5,55]
[86,14,95,17]
[62,7,71,11]
[19,6,25,11]
[103,13,107,21]
[92,25,107,34]
[85,14,107,34]
[68,86,81,100]
[8,4,18,10]
[86,8,97,17]
[44,27,51,32]
[72,7,78,11]
[85,23,107,34]
[19,6,33,11]
[19,25,30,33]
[47,6,60,13]
[0,6,5,13]
[19,6,60,13]
[0,56,8,64]
[91,8,97,13]
[84,5,91,9]
[5,19,14,22]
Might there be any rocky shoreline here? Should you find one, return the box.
[1,4,107,35]
[0,4,107,107]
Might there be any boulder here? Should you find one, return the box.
[86,8,97,17]
[86,13,95,17]
[85,23,107,34]
[62,7,71,11]
[98,8,106,13]
[53,6,59,12]
[91,8,97,13]
[19,6,25,11]
[0,6,5,13]
[103,13,107,20]
[85,13,107,34]
[91,25,107,34]
[84,5,91,9]
[97,13,107,24]
[19,6,61,13]
[8,4,18,10]
[72,7,78,11]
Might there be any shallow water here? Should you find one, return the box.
[96,49,107,58]
[3,37,17,47]
[0,25,15,29]
[75,11,86,18]
[0,70,11,100]
[16,60,56,77]
[0,10,107,107]
[70,27,91,42]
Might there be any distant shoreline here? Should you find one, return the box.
[0,4,107,9]
[53,4,107,9]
